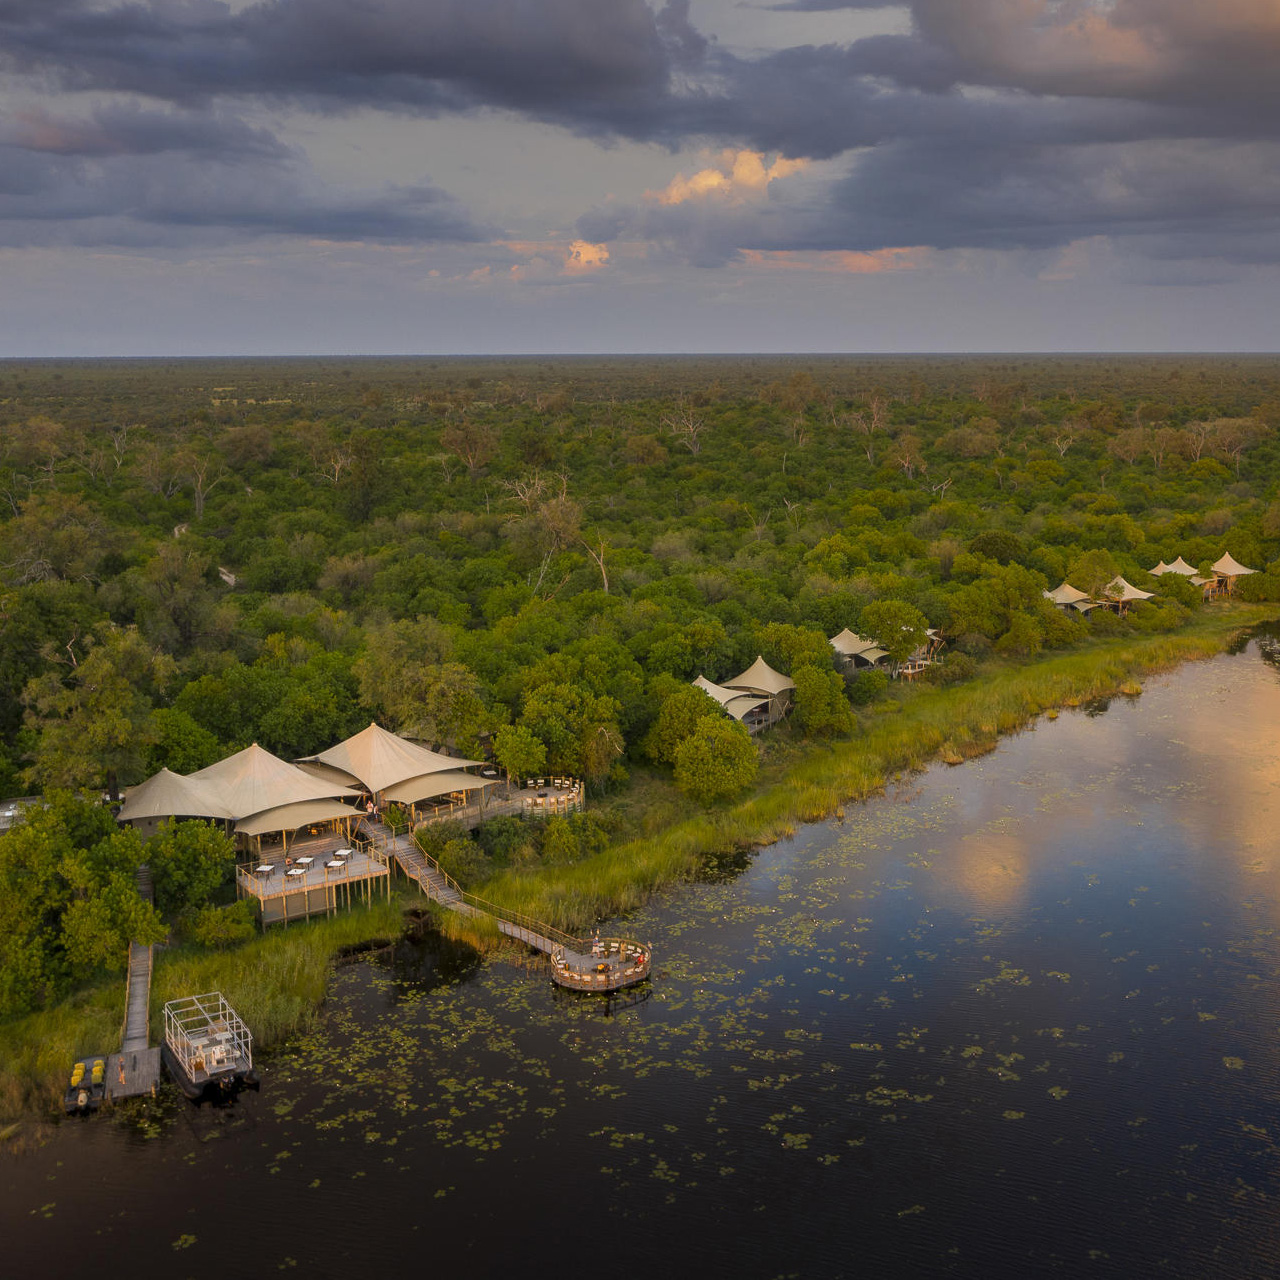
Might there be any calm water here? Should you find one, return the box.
[7,637,1280,1278]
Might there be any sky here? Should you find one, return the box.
[1,0,1279,356]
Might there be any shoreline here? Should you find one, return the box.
[2,603,1274,1134]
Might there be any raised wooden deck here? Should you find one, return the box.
[235,839,392,925]
[410,779,584,832]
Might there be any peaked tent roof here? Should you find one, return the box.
[692,675,770,722]
[189,743,359,820]
[234,798,363,837]
[830,629,877,658]
[1150,556,1197,577]
[117,768,235,823]
[1045,582,1090,606]
[382,771,494,805]
[1212,552,1257,577]
[725,656,796,696]
[1104,576,1154,602]
[300,722,482,794]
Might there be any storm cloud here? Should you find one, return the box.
[1,0,1279,268]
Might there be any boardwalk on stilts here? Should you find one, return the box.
[380,824,653,993]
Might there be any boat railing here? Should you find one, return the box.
[163,992,252,1080]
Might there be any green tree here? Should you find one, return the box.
[435,836,492,888]
[519,682,623,781]
[492,723,547,784]
[21,624,176,799]
[756,622,834,673]
[354,615,455,727]
[644,684,722,765]
[791,665,856,738]
[60,871,165,974]
[968,530,1025,565]
[0,801,77,1015]
[1066,549,1120,598]
[182,900,256,948]
[859,600,930,665]
[146,819,236,918]
[146,707,225,775]
[673,716,758,804]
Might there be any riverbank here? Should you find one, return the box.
[1,604,1273,1131]
[477,604,1278,932]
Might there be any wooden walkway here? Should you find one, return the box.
[121,941,152,1052]
[108,866,161,1099]
[384,825,651,992]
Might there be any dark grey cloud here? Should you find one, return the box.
[0,0,691,124]
[0,105,490,247]
[2,0,1280,265]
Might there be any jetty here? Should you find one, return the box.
[109,866,162,1099]
[109,938,161,1100]
[384,824,652,993]
[67,866,161,1111]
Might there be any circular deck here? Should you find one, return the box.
[551,938,651,992]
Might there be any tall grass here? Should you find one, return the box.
[149,899,406,1047]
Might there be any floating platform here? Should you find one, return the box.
[163,992,259,1102]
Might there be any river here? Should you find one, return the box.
[6,634,1280,1278]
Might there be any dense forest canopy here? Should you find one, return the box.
[2,354,1279,808]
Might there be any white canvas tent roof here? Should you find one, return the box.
[830,629,877,658]
[692,675,770,722]
[381,770,493,805]
[299,722,481,794]
[725,656,795,697]
[1212,552,1256,577]
[234,798,363,837]
[189,743,359,820]
[1045,582,1091,606]
[1104,576,1154,603]
[117,768,235,823]
[1150,556,1197,577]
